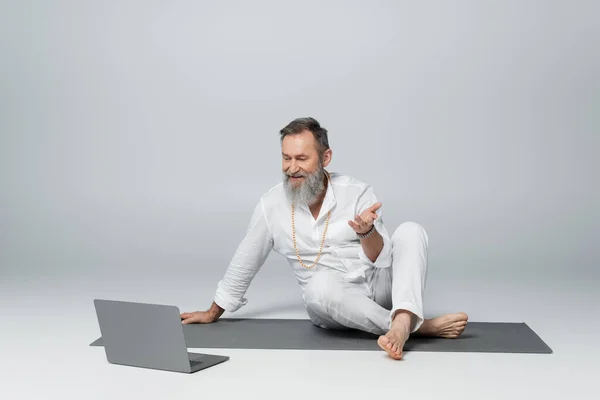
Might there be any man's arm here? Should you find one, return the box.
[349,185,393,268]
[181,199,273,324]
[359,229,384,263]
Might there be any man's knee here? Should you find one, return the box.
[392,221,428,245]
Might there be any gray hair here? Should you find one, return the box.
[279,117,330,159]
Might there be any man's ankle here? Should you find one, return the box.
[391,310,415,332]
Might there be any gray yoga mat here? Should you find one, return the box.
[90,318,552,354]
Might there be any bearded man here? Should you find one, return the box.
[181,117,468,360]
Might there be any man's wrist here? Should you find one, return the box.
[208,302,225,319]
[357,225,376,238]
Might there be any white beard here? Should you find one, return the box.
[283,167,325,206]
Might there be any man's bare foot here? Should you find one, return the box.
[415,312,469,338]
[377,312,469,360]
[377,311,412,360]
[377,329,409,360]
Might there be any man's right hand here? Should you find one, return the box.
[180,311,217,324]
[180,302,225,324]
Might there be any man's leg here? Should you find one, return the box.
[303,267,390,335]
[390,221,429,331]
[372,221,469,360]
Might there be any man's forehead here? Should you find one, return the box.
[282,134,317,155]
[282,145,315,156]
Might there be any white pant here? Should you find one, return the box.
[302,221,429,335]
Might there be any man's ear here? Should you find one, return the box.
[322,149,333,168]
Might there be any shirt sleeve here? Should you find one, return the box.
[355,185,393,269]
[214,198,274,312]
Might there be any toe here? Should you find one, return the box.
[453,327,466,337]
[378,335,403,360]
[377,335,389,350]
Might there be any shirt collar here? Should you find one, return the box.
[320,169,336,216]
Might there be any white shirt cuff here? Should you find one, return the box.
[214,280,248,313]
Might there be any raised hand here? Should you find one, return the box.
[348,202,382,235]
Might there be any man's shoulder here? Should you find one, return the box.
[258,181,285,206]
[328,171,371,190]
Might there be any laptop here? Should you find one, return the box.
[93,299,230,373]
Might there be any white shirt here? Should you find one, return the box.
[214,171,393,312]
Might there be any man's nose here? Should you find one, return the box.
[289,161,299,173]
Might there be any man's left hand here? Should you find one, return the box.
[348,202,382,235]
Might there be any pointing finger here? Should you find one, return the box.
[370,202,382,212]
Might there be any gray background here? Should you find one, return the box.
[1,0,598,306]
[1,1,599,399]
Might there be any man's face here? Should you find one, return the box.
[282,130,321,183]
[281,130,326,205]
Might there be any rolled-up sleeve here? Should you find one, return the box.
[355,185,393,269]
[214,198,273,312]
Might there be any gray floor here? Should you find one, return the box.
[1,273,597,400]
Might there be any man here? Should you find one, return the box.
[181,117,468,360]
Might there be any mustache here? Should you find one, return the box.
[286,172,306,177]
